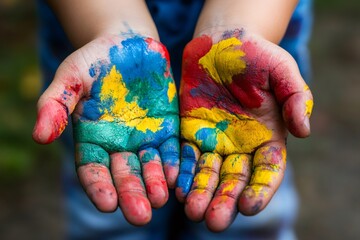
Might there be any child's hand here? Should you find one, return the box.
[33,35,179,226]
[176,30,313,231]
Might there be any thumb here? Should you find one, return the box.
[33,58,85,144]
[269,49,314,138]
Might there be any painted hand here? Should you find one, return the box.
[176,29,313,231]
[32,35,179,225]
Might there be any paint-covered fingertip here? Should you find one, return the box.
[146,181,169,209]
[120,193,152,226]
[205,200,236,232]
[32,118,65,144]
[238,191,266,216]
[184,192,209,222]
[32,102,68,144]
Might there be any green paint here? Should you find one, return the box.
[141,151,155,164]
[216,120,229,131]
[126,154,142,177]
[76,143,110,167]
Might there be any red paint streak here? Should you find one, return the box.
[180,35,246,115]
[227,40,271,109]
[33,101,68,144]
[69,83,82,95]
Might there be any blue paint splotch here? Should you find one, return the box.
[177,144,198,194]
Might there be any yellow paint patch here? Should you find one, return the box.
[198,37,246,85]
[167,81,176,103]
[248,146,286,198]
[220,181,237,194]
[305,99,313,118]
[181,107,272,155]
[194,153,221,189]
[99,66,163,133]
[221,154,250,176]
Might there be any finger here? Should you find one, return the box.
[138,148,168,209]
[111,152,151,226]
[238,143,286,216]
[269,50,313,138]
[205,154,252,232]
[158,137,180,189]
[33,60,85,144]
[76,143,117,212]
[283,90,314,138]
[184,153,222,222]
[175,142,201,202]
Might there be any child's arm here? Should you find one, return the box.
[33,1,180,226]
[176,0,313,232]
[194,0,298,43]
[46,0,159,47]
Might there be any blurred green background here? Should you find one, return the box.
[0,0,359,239]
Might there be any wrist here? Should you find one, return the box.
[195,0,298,44]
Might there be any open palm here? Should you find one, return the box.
[176,30,313,231]
[33,35,179,225]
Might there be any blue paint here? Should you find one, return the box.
[177,145,197,194]
[159,137,180,167]
[195,128,217,152]
[75,35,179,165]
[89,64,96,77]
[82,63,111,120]
[109,37,175,116]
[82,36,177,121]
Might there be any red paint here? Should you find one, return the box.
[69,83,82,95]
[116,175,152,225]
[185,190,211,221]
[205,196,236,232]
[180,35,280,117]
[142,161,168,208]
[181,35,247,115]
[33,101,68,144]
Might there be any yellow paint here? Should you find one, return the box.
[248,146,286,197]
[248,185,267,198]
[99,66,163,133]
[220,181,237,194]
[218,155,251,195]
[194,153,221,190]
[167,81,176,103]
[305,99,313,118]
[304,84,310,91]
[181,107,272,155]
[57,120,67,135]
[199,37,246,85]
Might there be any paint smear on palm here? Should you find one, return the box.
[99,66,163,133]
[75,36,179,154]
[199,37,246,85]
[181,107,272,155]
